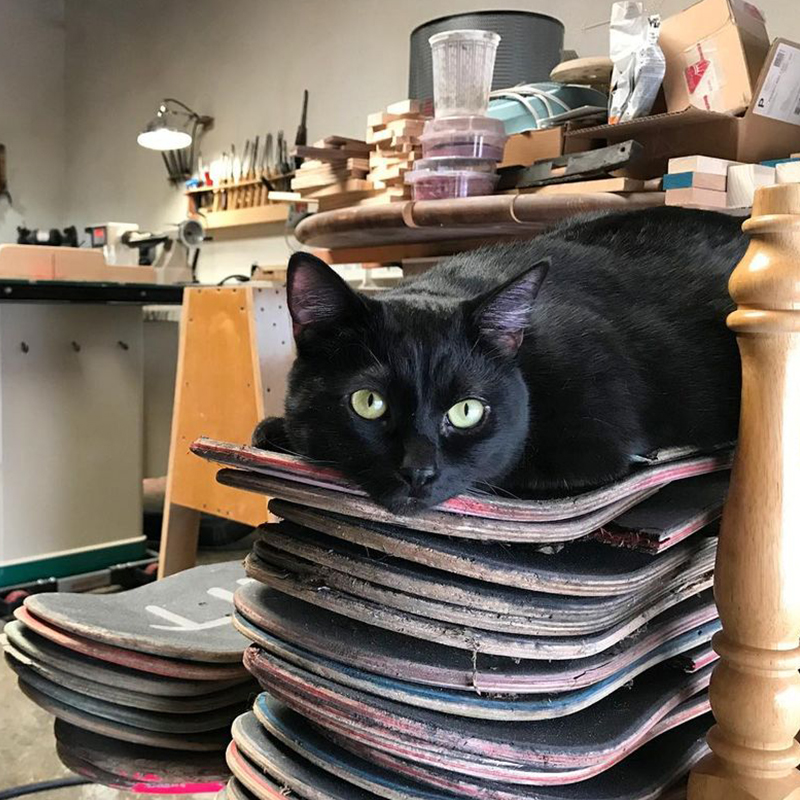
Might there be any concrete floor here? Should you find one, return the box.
[1,543,252,799]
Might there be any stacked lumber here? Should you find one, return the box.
[365,100,427,205]
[290,137,378,211]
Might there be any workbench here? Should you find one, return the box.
[0,277,182,590]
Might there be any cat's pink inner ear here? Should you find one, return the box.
[287,252,362,331]
[473,260,549,355]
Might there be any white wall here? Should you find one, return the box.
[7,0,800,280]
[0,0,66,243]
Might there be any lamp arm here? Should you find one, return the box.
[162,98,200,119]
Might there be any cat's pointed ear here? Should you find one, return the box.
[287,251,366,336]
[468,259,550,355]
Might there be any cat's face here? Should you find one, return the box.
[281,253,547,512]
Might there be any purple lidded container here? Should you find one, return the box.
[405,156,500,200]
[420,116,508,160]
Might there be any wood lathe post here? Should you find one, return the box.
[689,184,800,800]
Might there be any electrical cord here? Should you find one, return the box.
[0,777,92,800]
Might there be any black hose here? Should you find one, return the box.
[0,777,92,800]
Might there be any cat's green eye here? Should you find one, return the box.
[351,389,387,420]
[447,398,486,429]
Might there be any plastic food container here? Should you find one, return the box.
[405,157,499,200]
[420,116,508,159]
[429,29,501,117]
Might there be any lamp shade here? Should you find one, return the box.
[137,101,195,150]
[137,119,192,151]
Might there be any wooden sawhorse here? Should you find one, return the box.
[157,284,293,578]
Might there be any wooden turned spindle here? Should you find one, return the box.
[689,184,800,800]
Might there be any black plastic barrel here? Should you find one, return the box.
[409,11,565,109]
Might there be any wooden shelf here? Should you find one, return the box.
[196,205,289,231]
[185,179,264,195]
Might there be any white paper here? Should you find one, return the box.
[753,42,800,127]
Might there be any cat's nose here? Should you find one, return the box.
[399,466,437,489]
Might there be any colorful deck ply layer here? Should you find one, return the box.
[2,562,259,793]
[191,438,731,800]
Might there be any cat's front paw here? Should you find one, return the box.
[252,417,290,452]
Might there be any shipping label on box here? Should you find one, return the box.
[683,42,726,111]
[753,42,800,126]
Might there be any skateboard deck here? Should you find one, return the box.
[54,720,228,792]
[226,469,658,542]
[235,619,718,721]
[243,698,711,800]
[249,523,712,635]
[258,687,707,785]
[238,556,712,661]
[265,503,717,597]
[193,438,732,524]
[232,588,717,697]
[14,607,247,681]
[25,562,250,662]
[3,620,249,697]
[3,640,256,714]
[248,536,713,639]
[56,743,147,791]
[675,644,718,672]
[6,652,246,733]
[226,739,378,800]
[249,654,711,772]
[16,677,231,751]
[225,778,260,800]
[592,473,727,554]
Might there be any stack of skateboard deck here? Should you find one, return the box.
[2,562,258,793]
[192,439,733,800]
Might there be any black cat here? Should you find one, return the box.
[254,206,746,512]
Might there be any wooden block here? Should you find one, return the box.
[665,187,730,209]
[267,191,303,202]
[315,190,385,212]
[386,99,421,115]
[369,164,411,182]
[519,177,649,196]
[368,110,425,127]
[322,136,372,151]
[346,158,370,172]
[667,155,741,176]
[369,152,418,167]
[662,172,727,192]
[392,135,420,145]
[727,164,776,208]
[366,128,395,144]
[386,119,425,136]
[291,172,349,191]
[300,180,374,199]
[375,142,421,156]
[295,146,372,162]
[776,161,800,184]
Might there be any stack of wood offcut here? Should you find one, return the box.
[287,137,376,211]
[365,100,426,205]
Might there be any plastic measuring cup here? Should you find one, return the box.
[429,29,501,117]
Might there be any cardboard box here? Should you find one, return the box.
[499,127,563,169]
[660,0,770,115]
[566,40,800,179]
